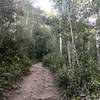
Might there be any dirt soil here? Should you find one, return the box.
[7,63,60,100]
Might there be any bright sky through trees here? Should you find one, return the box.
[34,0,53,13]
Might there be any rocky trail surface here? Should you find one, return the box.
[7,63,60,100]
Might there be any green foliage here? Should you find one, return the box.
[43,52,64,72]
[32,26,52,60]
[56,60,100,100]
[0,1,33,99]
[56,67,81,99]
[0,51,32,99]
[0,0,100,100]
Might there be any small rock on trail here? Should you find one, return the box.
[7,63,60,100]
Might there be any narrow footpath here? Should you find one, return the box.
[8,63,60,100]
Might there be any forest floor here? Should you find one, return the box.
[7,63,60,100]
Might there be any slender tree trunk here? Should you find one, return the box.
[67,41,71,67]
[59,33,63,56]
[96,30,100,66]
[26,8,29,26]
[67,5,80,67]
[96,9,100,66]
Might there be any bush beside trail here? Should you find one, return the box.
[43,52,64,72]
[0,51,32,100]
[43,53,100,100]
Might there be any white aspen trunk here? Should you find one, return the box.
[25,0,29,26]
[96,10,100,66]
[26,9,29,26]
[59,33,63,56]
[67,41,71,67]
[96,30,100,66]
[66,0,80,67]
[58,15,63,56]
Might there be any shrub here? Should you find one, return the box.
[0,51,32,99]
[43,52,64,72]
[56,63,100,100]
[56,66,81,99]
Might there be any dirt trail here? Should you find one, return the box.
[7,63,60,100]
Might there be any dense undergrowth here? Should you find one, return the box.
[43,52,100,100]
[0,48,32,100]
[1,0,100,100]
[0,2,33,98]
[43,52,64,72]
